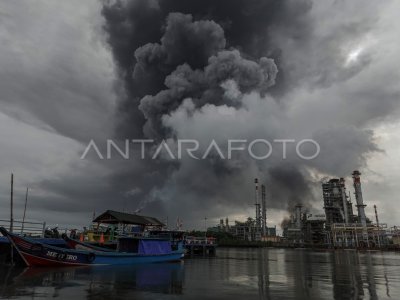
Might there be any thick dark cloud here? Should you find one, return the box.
[99,0,391,225]
[139,48,277,138]
[0,0,115,142]
[310,126,382,175]
[101,0,312,137]
[268,164,313,209]
[1,0,399,229]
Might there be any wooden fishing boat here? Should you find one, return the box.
[0,227,184,267]
[1,236,70,265]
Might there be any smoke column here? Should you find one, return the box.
[100,0,381,223]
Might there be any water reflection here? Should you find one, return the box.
[329,251,394,300]
[223,248,400,300]
[330,251,365,299]
[1,249,400,299]
[281,249,398,300]
[0,263,184,299]
[257,249,270,299]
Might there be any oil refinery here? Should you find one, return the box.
[212,171,400,249]
[282,170,400,249]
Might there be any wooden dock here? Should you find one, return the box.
[184,236,217,257]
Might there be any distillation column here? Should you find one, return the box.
[261,184,267,236]
[340,178,349,224]
[255,178,261,233]
[374,205,381,247]
[352,170,368,244]
[295,204,302,229]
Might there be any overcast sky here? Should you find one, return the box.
[0,0,399,231]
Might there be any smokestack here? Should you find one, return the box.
[374,205,379,227]
[254,178,261,230]
[261,184,267,236]
[340,178,349,224]
[374,205,381,248]
[352,171,368,237]
[295,204,302,229]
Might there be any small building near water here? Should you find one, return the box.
[87,210,165,242]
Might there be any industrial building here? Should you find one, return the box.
[210,178,277,241]
[283,170,391,249]
[212,217,277,241]
[282,205,326,247]
[328,171,388,248]
[322,178,357,228]
[213,171,394,248]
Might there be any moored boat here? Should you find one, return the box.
[0,227,184,267]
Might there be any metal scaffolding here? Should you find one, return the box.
[330,223,388,248]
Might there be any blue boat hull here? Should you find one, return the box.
[0,227,184,267]
[18,247,183,266]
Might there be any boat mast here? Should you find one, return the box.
[21,187,29,234]
[10,173,14,232]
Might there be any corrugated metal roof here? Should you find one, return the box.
[93,210,164,226]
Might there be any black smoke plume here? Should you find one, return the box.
[102,0,311,138]
[100,0,380,225]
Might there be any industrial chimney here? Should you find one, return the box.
[254,178,261,230]
[339,178,349,224]
[352,171,368,237]
[374,205,381,247]
[295,204,302,229]
[261,184,267,236]
[374,205,379,227]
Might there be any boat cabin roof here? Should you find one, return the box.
[93,210,165,226]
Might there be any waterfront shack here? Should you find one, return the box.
[87,210,165,243]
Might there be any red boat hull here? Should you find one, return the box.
[20,251,89,267]
[0,227,184,267]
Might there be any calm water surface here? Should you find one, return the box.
[1,248,400,299]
